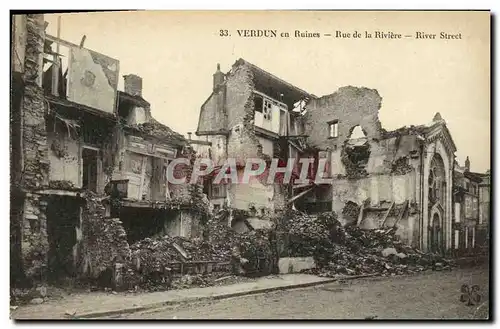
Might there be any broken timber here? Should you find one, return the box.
[393,200,409,227]
[381,201,395,227]
[287,185,315,205]
[356,203,364,227]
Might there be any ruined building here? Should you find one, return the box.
[196,59,463,254]
[195,59,313,231]
[10,14,207,285]
[452,157,490,254]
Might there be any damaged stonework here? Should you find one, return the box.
[21,14,49,190]
[196,59,312,219]
[303,85,457,252]
[304,86,383,151]
[21,193,49,281]
[79,193,131,280]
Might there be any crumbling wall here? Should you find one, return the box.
[230,174,275,212]
[106,125,126,185]
[21,193,49,282]
[225,63,261,165]
[304,86,383,151]
[21,14,49,189]
[80,194,131,279]
[197,87,227,133]
[194,135,227,167]
[47,132,80,186]
[333,173,417,224]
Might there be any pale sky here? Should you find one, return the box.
[44,11,490,173]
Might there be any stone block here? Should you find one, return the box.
[278,257,316,274]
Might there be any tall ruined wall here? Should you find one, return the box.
[21,14,49,189]
[225,63,261,165]
[304,86,383,151]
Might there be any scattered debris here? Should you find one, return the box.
[29,297,44,305]
[303,224,455,277]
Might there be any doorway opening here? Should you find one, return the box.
[46,195,81,281]
[82,148,99,192]
[429,213,441,253]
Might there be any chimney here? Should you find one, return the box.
[187,132,192,140]
[124,74,143,97]
[465,156,470,172]
[213,63,224,91]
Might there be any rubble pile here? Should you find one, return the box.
[285,211,345,261]
[235,229,274,276]
[305,225,455,277]
[171,236,225,262]
[206,210,237,262]
[80,192,131,280]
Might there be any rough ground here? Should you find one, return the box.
[111,267,489,320]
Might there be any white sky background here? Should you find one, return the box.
[44,11,490,172]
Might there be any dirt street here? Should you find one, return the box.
[109,267,489,320]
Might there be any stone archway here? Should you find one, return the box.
[427,153,446,253]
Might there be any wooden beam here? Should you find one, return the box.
[293,183,312,190]
[394,200,409,227]
[381,201,395,227]
[195,130,230,136]
[46,34,81,49]
[286,186,315,205]
[356,203,365,227]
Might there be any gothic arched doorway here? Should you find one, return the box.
[429,213,441,253]
[427,153,446,253]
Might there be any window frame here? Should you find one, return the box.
[328,120,339,138]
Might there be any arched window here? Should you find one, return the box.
[428,154,446,205]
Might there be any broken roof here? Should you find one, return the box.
[233,58,315,107]
[464,171,484,183]
[118,90,150,108]
[381,119,457,153]
[131,118,187,146]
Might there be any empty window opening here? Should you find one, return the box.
[254,95,263,113]
[82,148,99,192]
[42,40,70,98]
[263,99,273,121]
[329,121,339,138]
